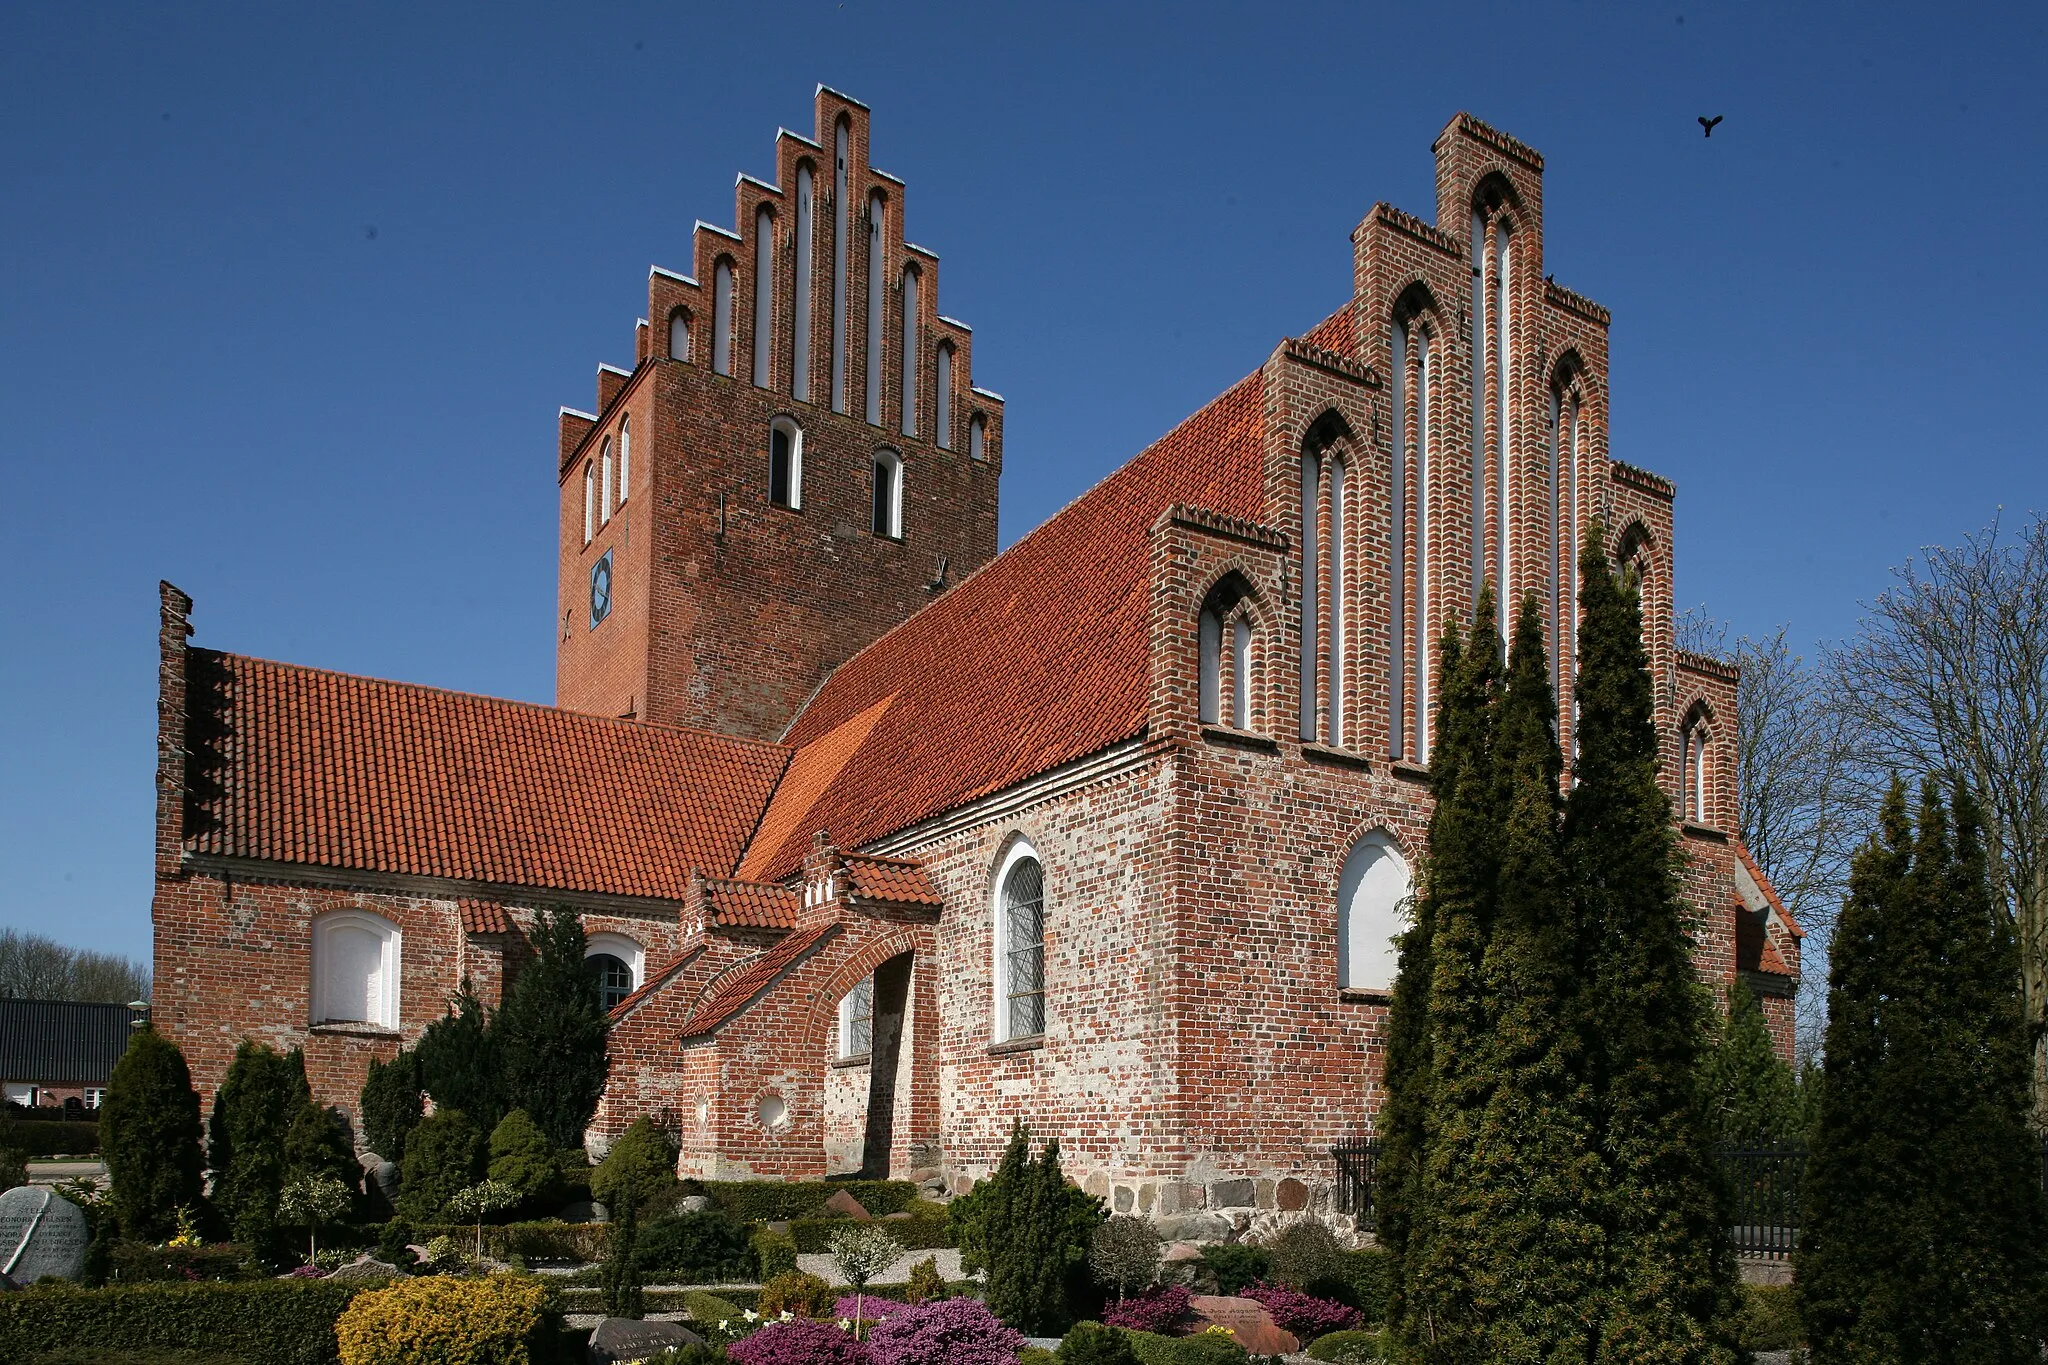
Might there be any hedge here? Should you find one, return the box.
[1123,1329,1250,1364]
[1737,1283,1801,1352]
[788,1211,953,1254]
[0,1120,100,1157]
[413,1221,609,1264]
[0,1280,367,1365]
[700,1179,920,1222]
[110,1242,254,1283]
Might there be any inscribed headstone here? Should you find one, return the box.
[0,1187,89,1285]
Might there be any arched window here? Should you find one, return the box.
[792,165,814,403]
[582,461,595,545]
[712,258,735,376]
[831,119,851,413]
[872,449,902,538]
[838,974,874,1059]
[584,932,645,1013]
[1327,457,1346,747]
[866,193,887,425]
[969,412,987,461]
[1199,576,1258,731]
[936,343,954,450]
[1392,305,1435,762]
[752,206,775,389]
[993,842,1045,1041]
[1681,713,1712,824]
[899,266,920,437]
[769,417,803,509]
[668,308,691,363]
[311,910,400,1028]
[599,438,614,525]
[617,417,630,506]
[1299,444,1320,740]
[1337,834,1410,993]
[1470,195,1515,620]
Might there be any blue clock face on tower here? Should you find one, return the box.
[589,551,613,628]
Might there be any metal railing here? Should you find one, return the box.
[1332,1139,1381,1230]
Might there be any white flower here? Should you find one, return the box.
[717,1321,730,1332]
[743,1309,759,1322]
[838,1318,853,1330]
[779,1309,793,1321]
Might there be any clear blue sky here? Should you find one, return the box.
[3,1,2043,964]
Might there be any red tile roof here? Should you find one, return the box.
[607,943,707,1021]
[1299,304,1353,356]
[1736,901,1793,977]
[678,922,839,1038]
[747,371,1268,878]
[457,900,511,935]
[702,877,799,929]
[1733,839,1804,936]
[841,854,942,907]
[183,651,789,898]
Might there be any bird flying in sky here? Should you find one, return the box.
[1699,115,1724,138]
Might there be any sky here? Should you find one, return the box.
[2,0,2044,965]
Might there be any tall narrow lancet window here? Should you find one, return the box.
[1415,326,1435,761]
[1471,209,1489,600]
[1471,199,1516,633]
[936,344,954,450]
[1548,378,1583,700]
[1199,607,1224,725]
[1392,308,1434,763]
[599,438,614,524]
[1299,447,1321,740]
[831,119,850,413]
[1496,222,1513,632]
[1682,718,1710,822]
[752,206,775,389]
[995,845,1046,1041]
[618,418,631,505]
[969,413,987,461]
[899,267,920,437]
[769,417,802,509]
[1198,576,1257,731]
[792,166,814,403]
[1326,459,1346,747]
[872,449,902,537]
[1231,618,1252,730]
[713,258,735,376]
[668,308,690,363]
[1337,834,1410,993]
[866,193,887,425]
[582,461,595,545]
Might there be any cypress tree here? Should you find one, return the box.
[1397,590,1504,1352]
[495,907,610,1147]
[1565,524,1740,1365]
[1700,980,1800,1148]
[100,1024,204,1240]
[207,1040,312,1250]
[415,979,500,1129]
[969,1123,1032,1327]
[1799,781,2048,1362]
[359,1050,424,1160]
[283,1098,359,1190]
[397,1107,484,1221]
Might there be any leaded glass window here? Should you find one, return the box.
[1002,857,1045,1038]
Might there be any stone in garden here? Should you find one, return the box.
[882,1209,912,1220]
[1188,1295,1301,1355]
[680,1194,712,1213]
[559,1199,608,1222]
[588,1317,705,1364]
[822,1189,871,1220]
[0,1187,89,1286]
[329,1253,404,1281]
[1209,1178,1256,1209]
[1154,1211,1232,1243]
[1114,1186,1134,1213]
[1276,1178,1309,1212]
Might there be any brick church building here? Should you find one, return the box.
[151,89,1801,1222]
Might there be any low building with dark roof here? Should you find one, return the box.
[151,91,1799,1216]
[1,1000,143,1111]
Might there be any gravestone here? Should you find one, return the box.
[587,1317,705,1364]
[1187,1295,1301,1355]
[0,1187,89,1286]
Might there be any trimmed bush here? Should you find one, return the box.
[1195,1244,1268,1296]
[0,1280,365,1365]
[208,1041,311,1251]
[1303,1328,1391,1362]
[0,1120,100,1158]
[864,1296,1022,1365]
[18,1350,255,1365]
[1120,1330,1248,1365]
[1323,1249,1390,1323]
[590,1117,680,1217]
[358,1052,423,1161]
[397,1108,483,1221]
[903,1255,945,1305]
[334,1273,549,1365]
[0,1147,26,1192]
[684,1290,747,1325]
[726,1317,870,1364]
[639,1208,753,1280]
[1021,1349,1061,1365]
[110,1241,253,1283]
[704,1178,920,1223]
[751,1225,797,1280]
[1058,1321,1142,1365]
[99,1027,204,1241]
[486,1109,562,1211]
[757,1269,832,1318]
[790,1212,953,1253]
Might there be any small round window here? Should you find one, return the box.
[757,1095,789,1132]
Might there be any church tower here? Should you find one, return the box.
[555,88,1004,741]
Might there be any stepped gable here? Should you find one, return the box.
[744,371,1266,880]
[181,650,788,897]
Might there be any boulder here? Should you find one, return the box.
[1188,1295,1301,1355]
[1276,1178,1309,1212]
[1153,1212,1232,1244]
[822,1189,872,1221]
[559,1199,609,1223]
[679,1194,713,1214]
[0,1187,88,1285]
[588,1317,705,1364]
[1208,1178,1256,1209]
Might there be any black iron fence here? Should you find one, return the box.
[1332,1139,2048,1259]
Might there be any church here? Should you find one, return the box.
[150,88,1801,1227]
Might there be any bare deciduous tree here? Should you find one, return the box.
[1678,610,1858,1053]
[1825,512,2048,1123]
[0,928,150,1003]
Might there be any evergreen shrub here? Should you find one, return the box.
[486,1110,562,1210]
[333,1274,550,1365]
[953,1124,1103,1336]
[415,983,500,1130]
[756,1270,832,1318]
[1736,1284,1800,1353]
[750,1225,797,1280]
[0,1280,366,1365]
[1196,1244,1269,1295]
[109,1241,252,1282]
[1323,1250,1389,1323]
[590,1117,679,1218]
[208,1041,312,1252]
[1058,1321,1142,1365]
[99,1027,204,1241]
[1302,1328,1390,1362]
[682,1290,747,1326]
[357,1053,422,1161]
[492,909,609,1148]
[0,1147,26,1192]
[1119,1330,1248,1365]
[902,1255,945,1304]
[791,1212,952,1252]
[639,1208,753,1280]
[1021,1349,1061,1365]
[396,1108,484,1221]
[0,1120,100,1157]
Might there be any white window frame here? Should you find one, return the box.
[1337,832,1410,993]
[617,417,630,506]
[83,1087,106,1110]
[600,438,614,525]
[669,308,690,362]
[838,974,875,1060]
[582,461,595,545]
[769,416,804,509]
[311,909,402,1029]
[936,343,953,449]
[969,413,987,461]
[872,449,904,538]
[991,839,1046,1042]
[584,931,645,1009]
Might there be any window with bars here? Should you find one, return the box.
[1001,855,1045,1040]
[840,975,874,1059]
[588,953,633,1013]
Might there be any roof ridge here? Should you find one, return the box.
[198,648,794,756]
